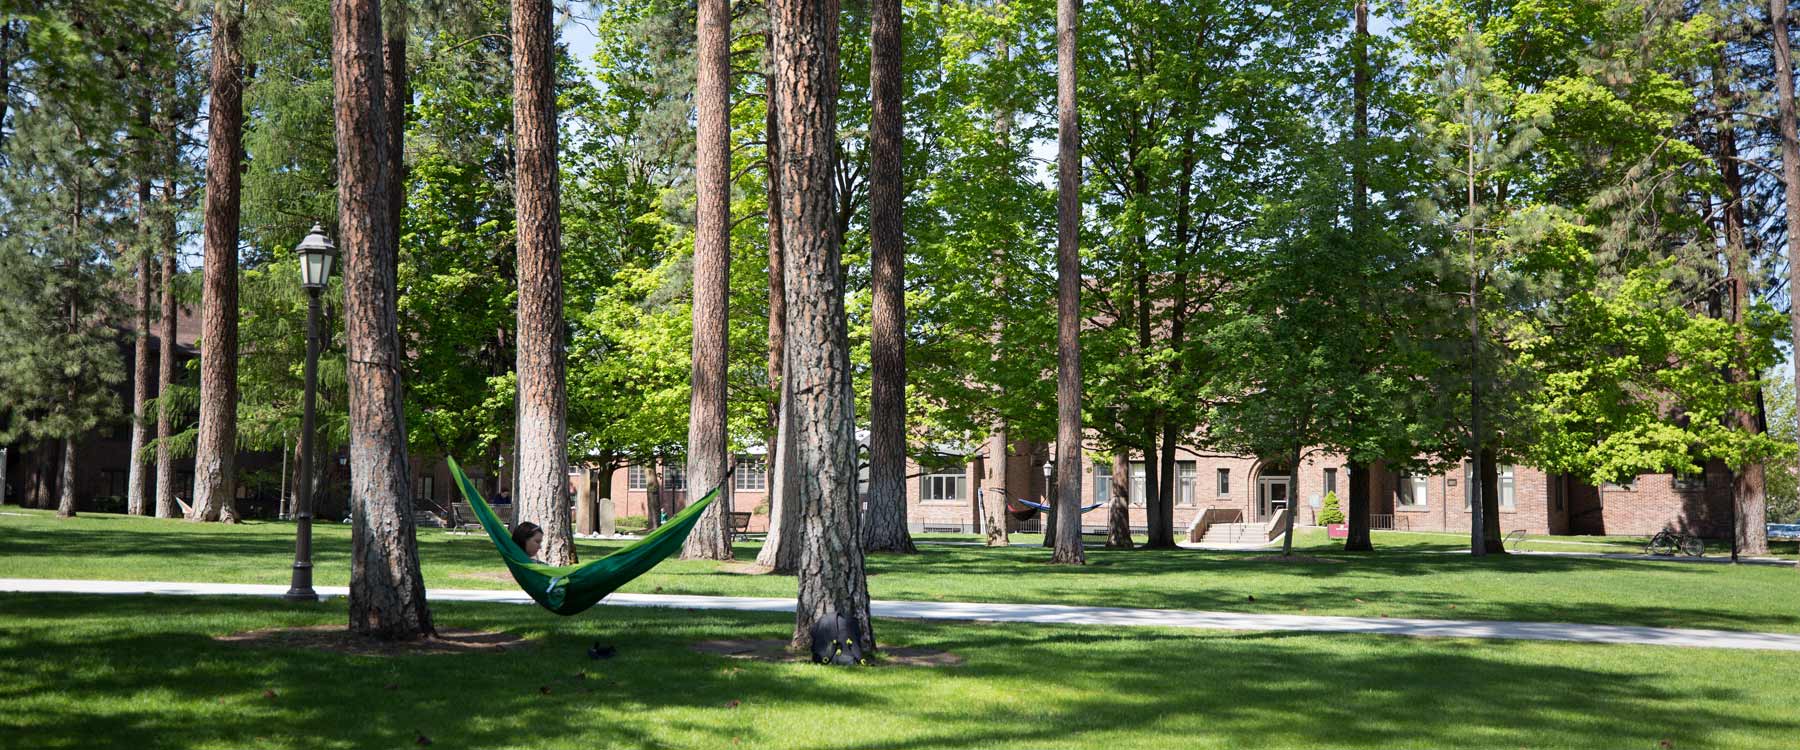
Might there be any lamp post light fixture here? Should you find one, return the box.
[286,224,335,602]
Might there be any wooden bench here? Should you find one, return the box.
[730,512,753,541]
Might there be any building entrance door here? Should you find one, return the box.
[1258,476,1290,522]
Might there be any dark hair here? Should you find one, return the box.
[511,522,544,550]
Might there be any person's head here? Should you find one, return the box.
[511,522,544,558]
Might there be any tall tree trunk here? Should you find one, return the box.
[1344,458,1373,551]
[191,0,246,524]
[1157,417,1176,541]
[982,428,1010,545]
[1107,452,1131,547]
[127,180,154,516]
[383,0,407,282]
[1342,1,1375,553]
[1715,58,1770,556]
[56,437,77,518]
[758,375,804,572]
[1466,81,1486,558]
[512,0,575,565]
[1479,446,1503,553]
[334,0,433,640]
[1280,445,1301,556]
[771,0,874,653]
[757,52,803,571]
[1136,274,1171,548]
[1050,0,1085,565]
[646,460,664,530]
[1771,0,1800,545]
[1139,432,1166,547]
[682,0,734,560]
[154,173,180,519]
[863,0,914,554]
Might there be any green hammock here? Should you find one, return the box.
[447,457,722,616]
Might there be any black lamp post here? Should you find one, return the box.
[286,224,335,602]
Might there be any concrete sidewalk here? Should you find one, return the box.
[4,577,1799,652]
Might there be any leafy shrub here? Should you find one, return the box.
[1318,491,1345,525]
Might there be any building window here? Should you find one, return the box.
[627,465,648,491]
[419,475,435,502]
[1499,465,1515,510]
[1129,462,1148,507]
[1217,468,1230,497]
[1093,463,1112,504]
[1672,474,1705,491]
[1397,474,1428,508]
[735,460,768,491]
[1323,468,1337,496]
[665,467,687,491]
[1177,462,1196,506]
[1552,478,1564,511]
[1460,462,1513,510]
[921,471,965,502]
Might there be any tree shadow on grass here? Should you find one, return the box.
[2,595,1794,749]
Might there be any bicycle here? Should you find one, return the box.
[1644,529,1705,557]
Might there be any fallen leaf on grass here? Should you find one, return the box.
[725,699,741,709]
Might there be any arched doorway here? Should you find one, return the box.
[1255,462,1291,522]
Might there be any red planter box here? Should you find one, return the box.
[1326,523,1348,539]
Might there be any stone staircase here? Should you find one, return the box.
[1199,522,1273,547]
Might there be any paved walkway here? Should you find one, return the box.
[4,577,1798,652]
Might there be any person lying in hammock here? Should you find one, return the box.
[511,522,546,563]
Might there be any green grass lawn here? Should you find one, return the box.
[1374,528,1800,559]
[2,593,1796,749]
[3,508,1797,634]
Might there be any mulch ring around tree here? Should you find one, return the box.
[691,639,963,667]
[215,626,533,656]
[1244,554,1346,564]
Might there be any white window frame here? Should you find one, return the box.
[921,472,965,502]
[1177,461,1196,506]
[1323,468,1337,496]
[1093,463,1112,505]
[1499,465,1515,510]
[665,467,687,491]
[1216,468,1230,497]
[1397,474,1428,509]
[1129,462,1148,507]
[735,460,768,491]
[627,465,648,491]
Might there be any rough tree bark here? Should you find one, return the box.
[758,375,803,572]
[771,0,874,653]
[191,0,246,523]
[512,0,575,565]
[1479,447,1503,554]
[863,0,915,554]
[982,429,1010,545]
[56,437,76,518]
[154,164,180,519]
[682,0,734,560]
[334,0,433,639]
[756,57,804,572]
[1107,452,1132,548]
[1049,0,1085,565]
[1344,458,1373,552]
[127,180,154,516]
[383,0,407,295]
[1465,80,1486,558]
[1771,0,1800,541]
[1714,58,1770,557]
